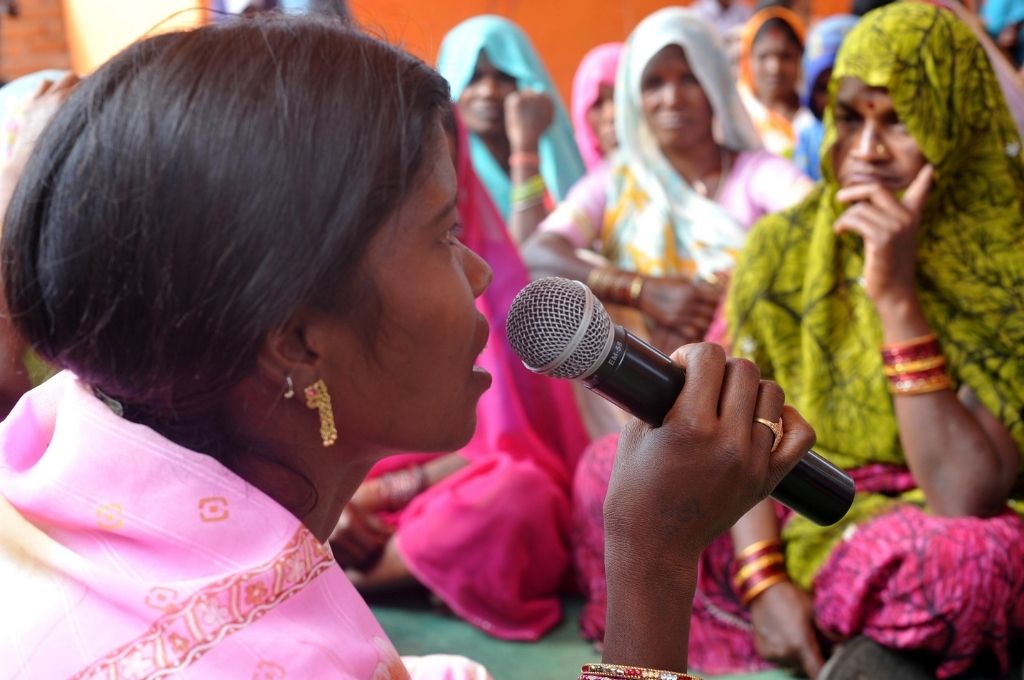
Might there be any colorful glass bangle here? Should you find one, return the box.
[735,538,781,562]
[881,336,941,363]
[883,354,946,376]
[889,372,952,395]
[509,151,541,167]
[887,365,948,383]
[612,273,634,305]
[627,275,646,306]
[511,195,544,212]
[733,536,778,561]
[733,553,785,588]
[735,563,787,594]
[734,545,782,570]
[587,267,616,298]
[582,663,702,679]
[510,174,546,204]
[739,571,789,606]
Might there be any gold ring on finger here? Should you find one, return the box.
[753,416,784,453]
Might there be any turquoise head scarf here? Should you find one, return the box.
[437,15,585,218]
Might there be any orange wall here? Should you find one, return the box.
[60,0,853,91]
[62,0,207,74]
[350,0,852,105]
[0,0,70,80]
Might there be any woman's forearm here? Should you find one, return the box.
[876,294,1019,516]
[507,151,548,245]
[520,231,598,282]
[603,549,698,672]
[421,452,469,488]
[730,499,783,551]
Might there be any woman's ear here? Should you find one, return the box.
[255,311,322,397]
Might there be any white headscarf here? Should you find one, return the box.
[604,7,761,279]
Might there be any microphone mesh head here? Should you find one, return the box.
[505,277,613,379]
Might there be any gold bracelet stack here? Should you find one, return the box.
[586,267,646,308]
[510,174,546,212]
[580,663,702,680]
[881,333,952,395]
[732,538,788,606]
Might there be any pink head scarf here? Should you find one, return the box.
[571,43,623,171]
[448,110,590,479]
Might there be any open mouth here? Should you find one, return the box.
[471,317,492,385]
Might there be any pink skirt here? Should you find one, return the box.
[571,433,1024,677]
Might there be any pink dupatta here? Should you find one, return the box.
[0,372,407,678]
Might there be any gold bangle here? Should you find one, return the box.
[581,663,702,679]
[883,355,946,376]
[586,267,610,297]
[735,537,781,562]
[739,572,789,606]
[627,275,645,306]
[733,553,785,587]
[889,373,952,395]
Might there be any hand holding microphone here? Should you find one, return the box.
[506,277,855,527]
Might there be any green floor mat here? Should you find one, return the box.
[369,588,792,680]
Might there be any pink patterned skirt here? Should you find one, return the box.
[572,433,1024,677]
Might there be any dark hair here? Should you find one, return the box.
[753,16,803,51]
[2,17,449,471]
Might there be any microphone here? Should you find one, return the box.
[506,276,855,526]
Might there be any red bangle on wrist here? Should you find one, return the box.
[509,151,540,167]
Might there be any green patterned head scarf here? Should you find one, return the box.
[729,2,1024,472]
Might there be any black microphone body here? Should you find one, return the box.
[585,324,855,526]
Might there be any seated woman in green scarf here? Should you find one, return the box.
[707,3,1024,677]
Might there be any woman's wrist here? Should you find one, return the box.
[603,551,698,671]
[378,466,426,511]
[587,267,646,308]
[508,135,540,155]
[873,289,926,337]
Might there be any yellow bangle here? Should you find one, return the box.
[735,537,781,562]
[739,572,789,606]
[889,372,952,395]
[883,355,946,376]
[627,275,645,306]
[733,553,785,587]
[586,267,611,296]
[581,663,702,679]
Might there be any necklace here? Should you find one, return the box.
[692,146,732,200]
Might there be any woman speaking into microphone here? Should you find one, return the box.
[0,13,810,679]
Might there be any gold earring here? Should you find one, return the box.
[283,375,295,400]
[303,379,337,447]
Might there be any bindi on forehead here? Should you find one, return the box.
[860,91,895,114]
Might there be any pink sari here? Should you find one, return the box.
[0,372,490,679]
[570,43,623,172]
[367,114,591,641]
